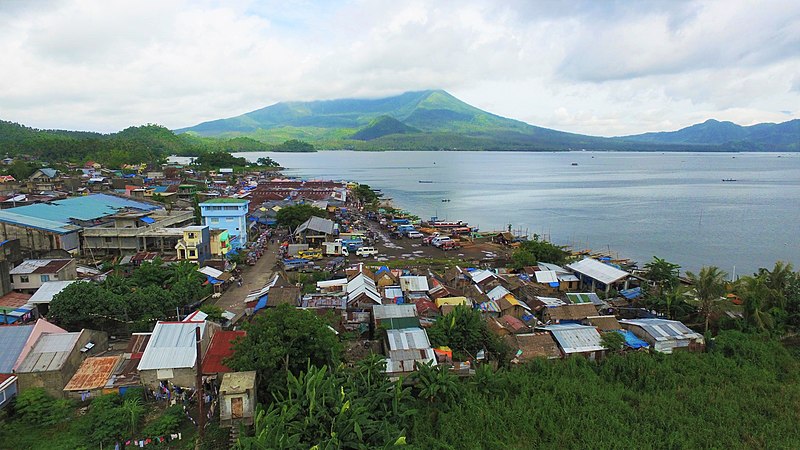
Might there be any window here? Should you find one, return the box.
[156,368,174,379]
[226,217,234,222]
[224,206,239,211]
[41,275,50,282]
[19,275,29,283]
[189,250,196,257]
[104,237,113,243]
[188,233,195,239]
[210,218,219,224]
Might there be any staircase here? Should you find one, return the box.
[229,425,239,449]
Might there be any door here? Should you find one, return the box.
[231,397,243,419]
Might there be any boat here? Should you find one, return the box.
[441,199,450,202]
[418,180,434,184]
[722,179,737,182]
[571,162,578,166]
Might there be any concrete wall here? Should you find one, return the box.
[12,259,77,292]
[140,367,198,390]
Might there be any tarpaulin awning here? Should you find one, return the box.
[620,287,642,300]
[140,216,155,224]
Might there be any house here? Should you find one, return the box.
[543,303,599,324]
[567,258,630,294]
[202,330,247,377]
[399,275,430,295]
[619,318,704,354]
[62,355,123,399]
[266,286,301,308]
[537,262,581,291]
[27,168,61,192]
[15,329,108,397]
[175,225,211,265]
[487,286,531,319]
[27,280,80,316]
[347,273,382,309]
[294,216,337,245]
[209,229,232,256]
[219,371,257,428]
[373,304,420,330]
[538,324,606,360]
[199,198,250,250]
[10,259,77,293]
[137,321,220,389]
[435,296,470,316]
[505,332,561,363]
[383,328,437,376]
[0,374,17,409]
[0,291,34,324]
[0,319,66,374]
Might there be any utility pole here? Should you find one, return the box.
[195,326,205,441]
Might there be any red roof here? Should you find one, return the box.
[202,330,246,375]
[0,373,16,384]
[0,292,32,309]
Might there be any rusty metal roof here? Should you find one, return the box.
[63,355,121,391]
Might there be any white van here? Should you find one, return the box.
[355,247,379,257]
[431,236,452,247]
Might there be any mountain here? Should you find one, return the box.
[177,90,627,151]
[620,119,800,151]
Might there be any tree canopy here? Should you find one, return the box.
[511,235,568,269]
[275,203,328,231]
[426,306,506,361]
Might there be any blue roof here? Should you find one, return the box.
[0,194,160,234]
[254,296,268,312]
[39,168,58,178]
[153,186,170,193]
[620,287,642,300]
[0,324,34,372]
[140,216,156,224]
[616,330,650,349]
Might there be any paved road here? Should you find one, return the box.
[211,244,279,317]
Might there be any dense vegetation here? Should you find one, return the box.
[48,260,211,333]
[0,120,310,166]
[511,235,568,268]
[275,203,329,231]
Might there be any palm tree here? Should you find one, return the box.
[758,261,795,309]
[738,275,774,332]
[685,266,728,333]
[120,398,145,437]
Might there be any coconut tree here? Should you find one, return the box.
[737,275,775,332]
[685,266,728,333]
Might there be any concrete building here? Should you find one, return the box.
[27,168,61,192]
[209,229,231,256]
[10,259,77,293]
[199,198,249,250]
[15,329,108,397]
[219,371,257,428]
[137,321,220,389]
[175,225,211,265]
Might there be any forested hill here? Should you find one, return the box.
[177,89,800,152]
[620,118,800,152]
[0,121,313,166]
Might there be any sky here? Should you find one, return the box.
[1,0,798,136]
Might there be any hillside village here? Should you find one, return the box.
[0,156,797,449]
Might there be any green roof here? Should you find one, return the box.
[378,316,421,330]
[200,197,249,204]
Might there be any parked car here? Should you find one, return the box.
[407,231,424,238]
[297,249,322,260]
[431,236,452,247]
[440,240,461,251]
[355,247,379,257]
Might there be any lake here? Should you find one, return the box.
[179,151,800,275]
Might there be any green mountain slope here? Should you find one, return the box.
[621,119,800,151]
[179,89,800,151]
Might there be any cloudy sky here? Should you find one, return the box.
[1,0,798,136]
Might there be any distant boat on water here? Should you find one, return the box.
[418,180,434,183]
[571,162,578,166]
[722,178,737,182]
[441,199,450,202]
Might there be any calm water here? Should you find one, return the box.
[184,151,800,275]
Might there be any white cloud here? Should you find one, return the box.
[0,0,797,136]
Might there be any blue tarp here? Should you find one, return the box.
[140,216,155,224]
[620,287,642,300]
[549,282,560,288]
[617,330,650,349]
[254,296,268,312]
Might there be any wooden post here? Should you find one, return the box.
[195,326,205,440]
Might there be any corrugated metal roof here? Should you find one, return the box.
[620,318,703,342]
[373,304,418,320]
[534,270,558,283]
[537,262,570,274]
[566,292,603,306]
[28,280,80,304]
[468,269,495,284]
[0,325,34,373]
[63,356,121,391]
[295,216,335,235]
[536,296,567,308]
[567,258,629,285]
[10,259,72,275]
[0,194,160,234]
[435,296,469,308]
[385,348,437,373]
[17,331,82,373]
[137,322,207,370]
[399,276,429,292]
[386,327,432,351]
[202,330,246,375]
[383,285,403,300]
[540,324,605,354]
[198,266,223,279]
[487,285,511,302]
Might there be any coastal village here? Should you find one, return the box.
[0,157,783,448]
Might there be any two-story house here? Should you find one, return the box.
[10,259,77,293]
[27,168,61,193]
[175,225,211,265]
[199,198,249,250]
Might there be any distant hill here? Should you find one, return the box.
[620,119,800,151]
[177,90,799,151]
